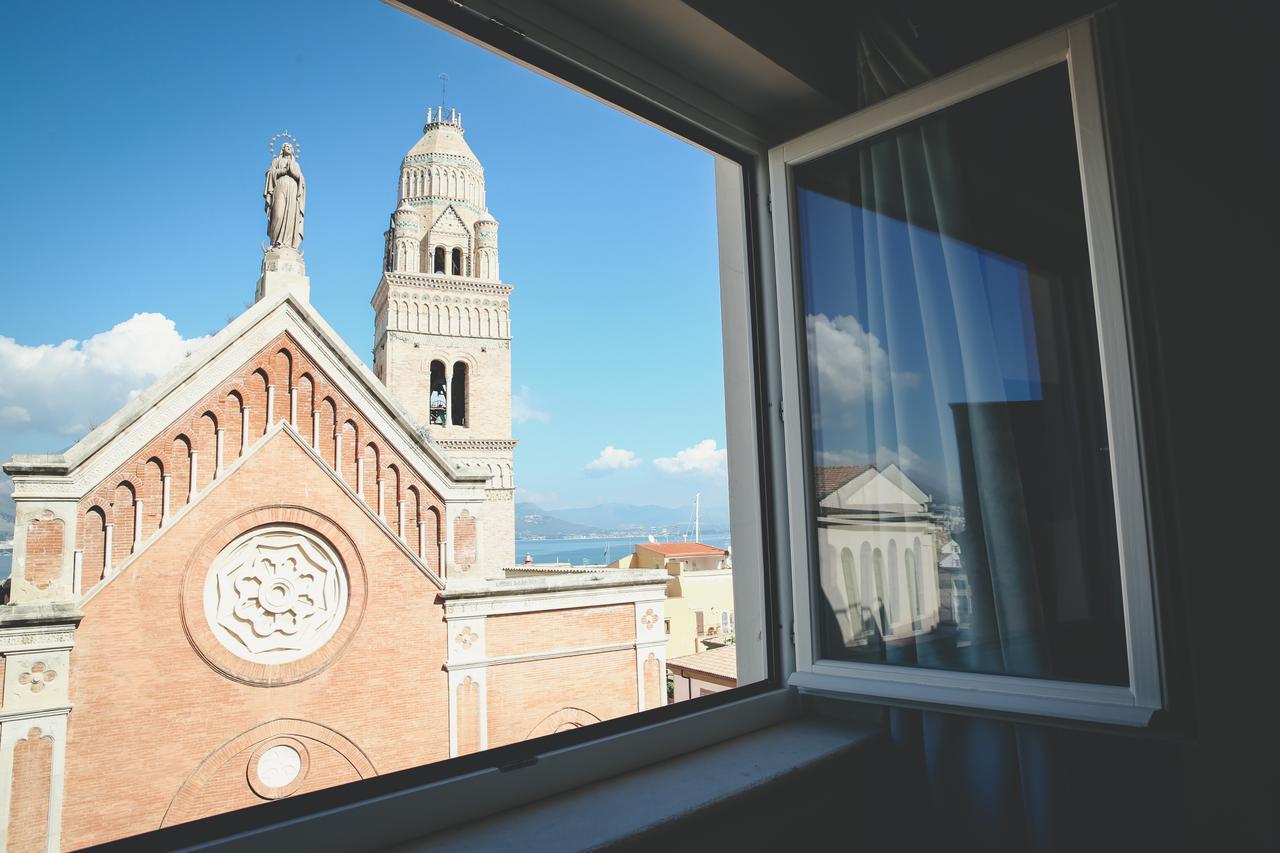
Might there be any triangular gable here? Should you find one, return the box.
[819,464,929,512]
[5,292,487,505]
[429,205,469,235]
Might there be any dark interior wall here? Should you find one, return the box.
[1107,0,1274,846]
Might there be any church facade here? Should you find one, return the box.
[0,110,667,850]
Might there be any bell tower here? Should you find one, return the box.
[372,106,515,574]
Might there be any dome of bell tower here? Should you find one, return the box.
[399,107,487,210]
[406,107,482,166]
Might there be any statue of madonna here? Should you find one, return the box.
[264,142,306,249]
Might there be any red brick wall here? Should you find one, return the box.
[8,727,52,853]
[486,649,637,747]
[486,604,634,658]
[24,513,63,590]
[61,432,450,849]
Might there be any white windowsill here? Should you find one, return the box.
[392,717,879,851]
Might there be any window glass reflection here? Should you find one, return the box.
[796,65,1128,685]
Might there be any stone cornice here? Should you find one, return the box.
[435,439,518,452]
[402,152,483,172]
[384,272,511,296]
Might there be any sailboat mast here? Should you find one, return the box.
[694,492,700,543]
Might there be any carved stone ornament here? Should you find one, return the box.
[203,526,348,665]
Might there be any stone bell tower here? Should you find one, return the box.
[372,106,515,573]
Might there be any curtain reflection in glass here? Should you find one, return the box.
[798,64,1127,685]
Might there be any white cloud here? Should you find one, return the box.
[0,405,31,427]
[805,313,917,405]
[0,313,207,439]
[654,439,727,477]
[512,385,550,424]
[586,446,642,471]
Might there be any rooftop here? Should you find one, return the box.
[666,645,737,682]
[814,464,874,499]
[635,542,729,558]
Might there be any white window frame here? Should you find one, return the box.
[769,20,1163,727]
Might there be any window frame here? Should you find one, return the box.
[769,20,1163,727]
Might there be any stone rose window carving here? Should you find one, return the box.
[203,526,349,665]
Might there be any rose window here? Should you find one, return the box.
[203,526,349,665]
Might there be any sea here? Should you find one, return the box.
[516,533,731,567]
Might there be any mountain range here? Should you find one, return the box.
[516,501,727,538]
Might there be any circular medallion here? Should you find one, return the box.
[247,736,310,800]
[256,745,302,788]
[181,508,367,686]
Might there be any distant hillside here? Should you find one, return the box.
[515,503,599,538]
[553,502,727,532]
[0,474,13,539]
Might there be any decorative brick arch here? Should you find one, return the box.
[9,726,54,851]
[162,718,376,828]
[525,707,602,740]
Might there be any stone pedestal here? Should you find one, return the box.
[256,247,310,303]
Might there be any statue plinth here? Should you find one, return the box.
[256,246,310,303]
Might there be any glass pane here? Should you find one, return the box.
[795,64,1128,685]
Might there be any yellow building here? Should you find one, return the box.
[613,542,733,659]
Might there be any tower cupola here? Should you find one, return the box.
[399,107,485,209]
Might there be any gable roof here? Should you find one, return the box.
[816,463,930,512]
[429,205,469,235]
[4,291,487,501]
[636,542,728,558]
[814,464,874,499]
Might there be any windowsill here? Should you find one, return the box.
[391,716,880,850]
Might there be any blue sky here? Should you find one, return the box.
[0,0,729,520]
[796,187,1042,505]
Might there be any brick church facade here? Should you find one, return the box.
[0,110,667,850]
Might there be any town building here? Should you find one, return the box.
[0,110,666,850]
[815,464,942,648]
[612,541,733,659]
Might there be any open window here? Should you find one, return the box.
[771,22,1160,725]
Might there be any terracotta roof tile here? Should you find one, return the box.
[635,542,728,558]
[666,645,737,681]
[814,464,874,499]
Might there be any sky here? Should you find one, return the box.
[0,0,729,520]
[796,189,1043,507]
